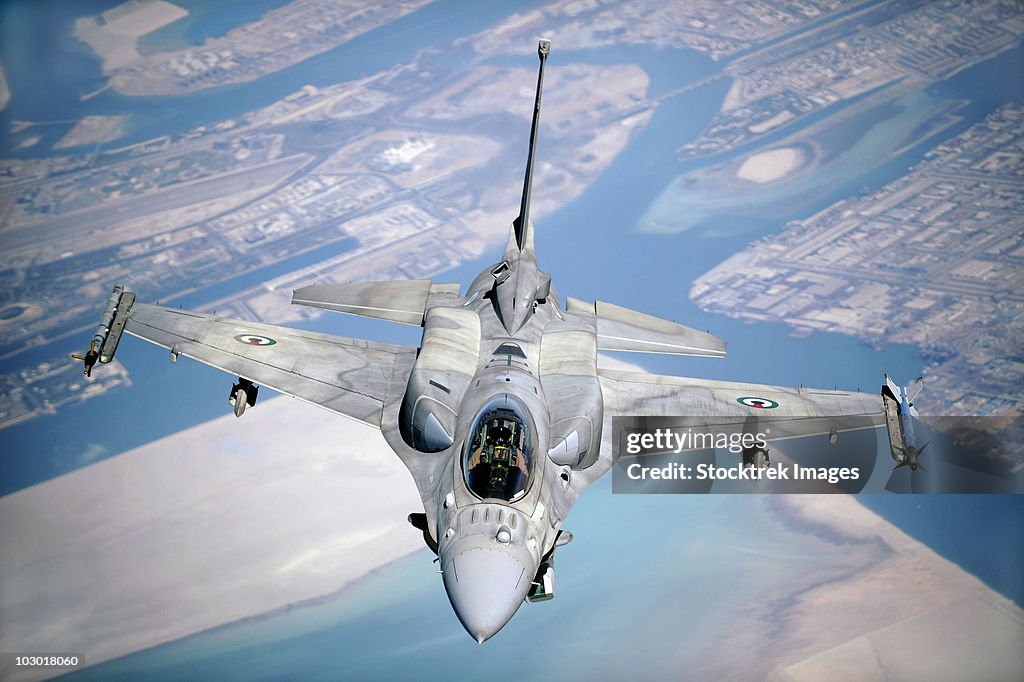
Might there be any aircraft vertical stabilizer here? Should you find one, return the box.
[513,38,549,252]
[491,39,552,334]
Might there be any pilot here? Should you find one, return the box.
[467,430,493,497]
[467,438,485,469]
[469,458,493,498]
[514,449,529,478]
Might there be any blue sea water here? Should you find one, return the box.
[537,51,929,393]
[0,0,535,156]
[65,486,1024,680]
[860,495,1024,606]
[61,489,862,680]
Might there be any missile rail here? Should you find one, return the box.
[881,387,905,464]
[73,284,135,376]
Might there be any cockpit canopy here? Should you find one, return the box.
[463,395,536,501]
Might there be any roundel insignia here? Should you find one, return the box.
[737,396,779,409]
[234,333,277,347]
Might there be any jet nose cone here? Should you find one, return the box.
[442,546,531,643]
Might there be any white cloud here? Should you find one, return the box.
[0,396,423,673]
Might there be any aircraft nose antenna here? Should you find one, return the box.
[442,545,532,643]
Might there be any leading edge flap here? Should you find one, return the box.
[292,280,460,326]
[592,299,727,358]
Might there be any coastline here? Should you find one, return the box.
[693,495,1024,679]
[0,394,423,678]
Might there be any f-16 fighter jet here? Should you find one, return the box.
[76,40,902,642]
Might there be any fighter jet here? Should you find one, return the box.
[75,40,898,642]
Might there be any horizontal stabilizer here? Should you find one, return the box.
[568,298,727,358]
[292,280,459,326]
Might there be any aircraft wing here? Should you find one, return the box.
[124,302,417,428]
[599,369,884,442]
[292,280,460,325]
[566,298,727,358]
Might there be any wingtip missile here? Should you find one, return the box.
[73,284,136,376]
[881,371,928,468]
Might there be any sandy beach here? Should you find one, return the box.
[737,147,805,184]
[74,1,188,73]
[0,395,423,678]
